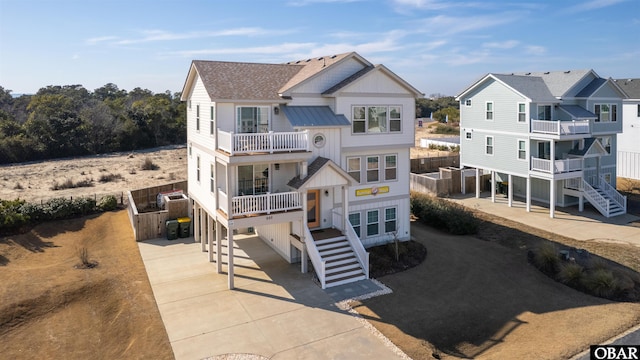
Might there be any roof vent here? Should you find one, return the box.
[317,57,323,61]
[564,70,571,73]
[295,60,300,64]
[544,71,550,74]
[306,59,311,62]
[331,55,337,59]
[525,72,531,75]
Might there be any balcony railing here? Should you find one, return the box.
[230,191,301,217]
[531,119,590,136]
[531,157,582,174]
[217,130,309,155]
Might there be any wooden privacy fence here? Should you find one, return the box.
[127,180,188,241]
[411,155,459,174]
[411,169,490,197]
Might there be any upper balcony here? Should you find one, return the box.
[530,119,590,137]
[530,157,582,175]
[217,130,310,156]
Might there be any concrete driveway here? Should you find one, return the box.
[138,234,406,360]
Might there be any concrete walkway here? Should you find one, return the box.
[138,235,406,360]
[450,193,640,247]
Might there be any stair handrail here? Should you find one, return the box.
[598,175,627,211]
[331,208,369,279]
[343,219,370,279]
[304,226,326,289]
[582,179,610,216]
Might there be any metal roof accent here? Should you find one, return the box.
[557,105,597,119]
[281,106,350,127]
[575,78,607,97]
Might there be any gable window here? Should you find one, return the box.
[196,155,201,182]
[385,207,397,233]
[352,105,402,134]
[537,105,551,120]
[595,104,617,122]
[237,106,269,133]
[485,136,494,155]
[465,99,472,107]
[367,156,379,182]
[210,105,215,135]
[518,140,527,160]
[367,210,379,237]
[485,102,493,120]
[214,164,216,192]
[384,155,397,181]
[347,157,361,183]
[196,105,200,131]
[517,103,526,122]
[598,136,611,154]
[349,212,361,238]
[465,131,472,140]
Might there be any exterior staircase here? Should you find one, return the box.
[574,177,627,218]
[304,227,368,289]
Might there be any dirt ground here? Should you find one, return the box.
[0,145,188,203]
[0,210,174,359]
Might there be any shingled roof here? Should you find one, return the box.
[615,78,640,99]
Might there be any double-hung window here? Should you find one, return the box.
[196,155,201,182]
[595,104,617,122]
[385,207,397,233]
[517,140,526,160]
[384,155,397,181]
[389,106,402,132]
[347,157,361,183]
[210,105,215,135]
[210,163,215,192]
[367,210,379,237]
[349,213,361,238]
[517,103,526,122]
[485,136,494,155]
[196,105,200,131]
[367,156,379,182]
[485,102,493,120]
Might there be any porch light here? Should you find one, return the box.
[324,190,329,197]
[274,106,279,115]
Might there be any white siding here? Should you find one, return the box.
[617,100,640,180]
[348,197,410,247]
[255,223,293,262]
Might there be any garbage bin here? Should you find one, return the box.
[166,220,179,240]
[177,217,191,238]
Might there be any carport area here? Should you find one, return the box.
[137,234,405,360]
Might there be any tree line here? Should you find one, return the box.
[0,84,186,164]
[416,94,460,123]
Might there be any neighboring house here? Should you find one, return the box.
[181,52,422,289]
[456,70,627,218]
[613,78,640,180]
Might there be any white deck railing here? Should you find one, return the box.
[531,157,582,174]
[230,191,301,217]
[332,208,369,279]
[582,179,610,216]
[598,175,627,212]
[531,119,590,135]
[217,130,309,155]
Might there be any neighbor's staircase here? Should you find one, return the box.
[567,176,627,218]
[304,226,368,289]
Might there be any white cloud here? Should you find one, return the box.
[86,28,293,46]
[524,45,547,56]
[416,13,522,36]
[483,40,519,49]
[86,36,118,45]
[566,0,628,12]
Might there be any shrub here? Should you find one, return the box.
[582,268,620,299]
[98,173,123,183]
[141,157,159,170]
[0,199,29,229]
[433,123,459,135]
[558,262,585,288]
[410,192,478,234]
[97,195,118,211]
[51,178,94,190]
[530,242,560,276]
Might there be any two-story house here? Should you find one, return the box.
[614,78,640,180]
[456,70,627,218]
[180,52,422,289]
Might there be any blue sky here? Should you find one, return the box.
[1,0,638,97]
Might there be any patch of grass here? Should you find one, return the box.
[432,123,459,135]
[98,173,123,183]
[530,242,560,277]
[51,178,94,191]
[558,262,585,288]
[140,157,159,171]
